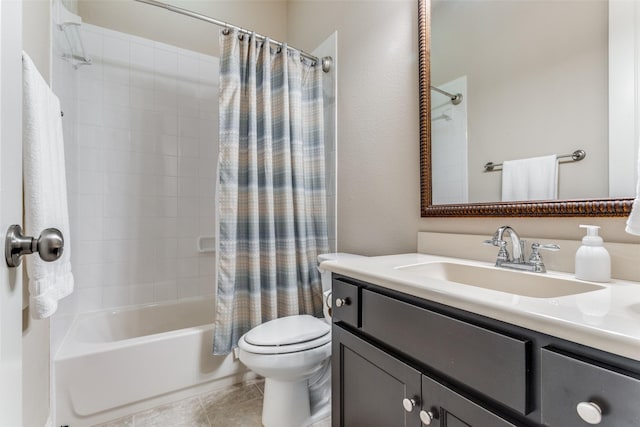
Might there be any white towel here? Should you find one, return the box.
[626,150,640,235]
[501,154,558,202]
[22,53,74,319]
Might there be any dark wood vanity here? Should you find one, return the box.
[331,274,640,427]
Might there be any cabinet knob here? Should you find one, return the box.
[402,397,417,412]
[335,297,350,307]
[577,401,602,425]
[419,410,434,425]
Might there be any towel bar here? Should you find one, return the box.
[484,149,586,172]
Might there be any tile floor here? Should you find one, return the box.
[94,380,331,427]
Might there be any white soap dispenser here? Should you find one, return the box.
[575,225,610,283]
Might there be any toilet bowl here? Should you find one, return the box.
[237,253,364,427]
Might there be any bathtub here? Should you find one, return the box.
[54,296,252,427]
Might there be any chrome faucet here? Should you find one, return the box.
[494,225,524,264]
[483,225,560,273]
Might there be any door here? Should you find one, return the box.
[0,0,24,426]
[332,326,422,427]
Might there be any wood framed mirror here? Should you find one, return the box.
[419,0,635,217]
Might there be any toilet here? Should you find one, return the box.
[238,253,363,427]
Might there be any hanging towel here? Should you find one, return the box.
[22,53,74,319]
[501,154,558,202]
[626,148,640,235]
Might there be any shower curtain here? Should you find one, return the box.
[214,30,329,355]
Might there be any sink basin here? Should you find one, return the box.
[396,262,605,298]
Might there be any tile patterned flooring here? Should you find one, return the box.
[94,380,331,427]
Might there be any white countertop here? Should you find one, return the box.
[321,253,640,362]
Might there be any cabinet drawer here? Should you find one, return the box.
[332,279,359,328]
[541,347,640,427]
[361,290,531,415]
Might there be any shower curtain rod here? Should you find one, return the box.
[133,0,332,72]
[431,85,463,105]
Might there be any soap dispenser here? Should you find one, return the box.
[575,225,610,283]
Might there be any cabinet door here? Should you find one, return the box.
[332,326,422,427]
[421,375,518,427]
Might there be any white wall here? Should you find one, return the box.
[288,0,640,257]
[55,24,218,315]
[313,32,339,252]
[289,0,421,256]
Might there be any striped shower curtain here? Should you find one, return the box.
[213,30,329,355]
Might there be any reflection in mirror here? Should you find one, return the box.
[420,0,636,216]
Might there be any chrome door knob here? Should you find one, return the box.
[420,410,434,425]
[5,224,64,267]
[577,401,602,424]
[335,297,350,307]
[402,398,417,412]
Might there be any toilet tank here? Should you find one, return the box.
[317,253,364,292]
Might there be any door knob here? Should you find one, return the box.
[5,224,64,267]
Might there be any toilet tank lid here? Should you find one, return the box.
[244,315,330,346]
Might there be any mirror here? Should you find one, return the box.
[419,0,635,217]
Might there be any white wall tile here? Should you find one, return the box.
[178,277,201,299]
[156,238,178,259]
[154,280,178,301]
[199,256,215,277]
[178,55,199,80]
[199,276,216,296]
[76,288,102,312]
[77,99,103,126]
[179,156,199,177]
[199,58,218,85]
[103,81,130,107]
[158,134,178,156]
[154,89,178,113]
[177,257,199,278]
[130,86,155,110]
[102,286,131,309]
[178,176,199,198]
[155,176,178,197]
[179,136,199,157]
[154,49,178,75]
[77,77,103,103]
[131,284,156,305]
[130,42,154,67]
[103,105,131,129]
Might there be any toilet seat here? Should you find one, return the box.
[239,315,331,355]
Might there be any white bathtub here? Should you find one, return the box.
[54,297,251,427]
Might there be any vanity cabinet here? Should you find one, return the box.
[331,275,640,427]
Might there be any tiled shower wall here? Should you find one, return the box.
[54,24,219,314]
[53,24,338,316]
